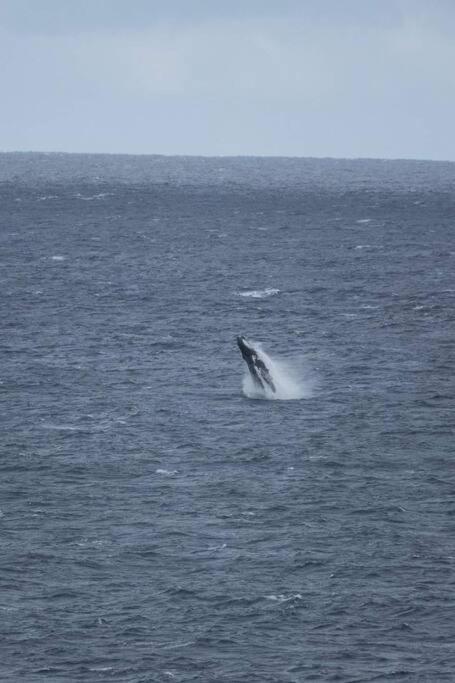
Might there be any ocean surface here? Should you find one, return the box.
[1,153,454,682]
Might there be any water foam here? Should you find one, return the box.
[265,593,303,603]
[75,192,112,201]
[238,288,280,299]
[241,343,313,401]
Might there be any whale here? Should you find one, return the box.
[237,336,276,393]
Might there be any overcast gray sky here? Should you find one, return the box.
[1,0,455,159]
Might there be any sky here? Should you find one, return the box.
[1,0,455,159]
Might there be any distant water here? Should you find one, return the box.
[1,153,455,682]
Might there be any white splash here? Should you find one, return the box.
[238,288,280,299]
[75,192,112,201]
[265,593,303,603]
[241,342,313,401]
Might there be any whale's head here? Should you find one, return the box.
[237,336,251,353]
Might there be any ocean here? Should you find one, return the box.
[1,153,454,681]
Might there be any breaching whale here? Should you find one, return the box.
[237,336,276,393]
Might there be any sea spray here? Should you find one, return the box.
[241,343,313,400]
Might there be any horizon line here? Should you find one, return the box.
[1,149,455,164]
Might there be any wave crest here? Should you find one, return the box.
[238,288,280,299]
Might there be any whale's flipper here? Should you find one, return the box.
[236,336,276,393]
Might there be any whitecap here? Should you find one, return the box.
[75,192,112,201]
[356,218,372,224]
[238,288,280,299]
[265,593,302,603]
[161,640,194,650]
[51,255,66,261]
[41,423,79,431]
[156,468,178,476]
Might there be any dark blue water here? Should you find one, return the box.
[1,153,455,682]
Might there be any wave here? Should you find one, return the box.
[237,288,280,299]
[265,593,303,603]
[74,192,112,201]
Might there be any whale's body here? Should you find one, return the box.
[236,336,276,393]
